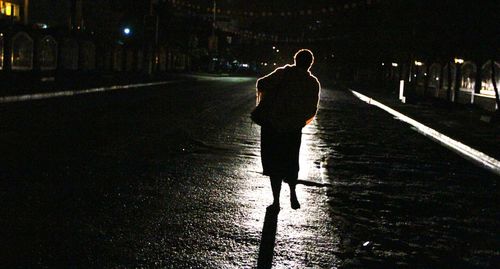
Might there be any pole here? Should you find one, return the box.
[212,0,216,36]
[24,0,29,25]
[154,3,159,72]
[212,0,217,54]
[208,0,217,71]
[146,0,159,74]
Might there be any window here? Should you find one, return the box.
[60,39,79,70]
[112,46,123,71]
[38,36,58,70]
[442,64,457,89]
[460,62,476,92]
[0,1,21,21]
[428,64,441,88]
[80,41,96,71]
[11,32,33,71]
[481,61,500,96]
[415,64,426,86]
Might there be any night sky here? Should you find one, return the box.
[20,0,500,62]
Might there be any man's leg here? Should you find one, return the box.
[287,130,302,210]
[270,176,282,208]
[287,176,300,210]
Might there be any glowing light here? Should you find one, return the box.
[399,80,405,103]
[5,4,12,16]
[414,61,423,66]
[391,63,398,67]
[454,58,464,64]
[123,27,131,35]
[381,63,385,66]
[350,89,500,176]
[480,82,498,96]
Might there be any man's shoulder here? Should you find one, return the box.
[258,65,290,81]
[275,65,293,75]
[307,72,321,88]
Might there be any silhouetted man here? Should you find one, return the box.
[256,49,320,210]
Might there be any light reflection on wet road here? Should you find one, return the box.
[1,76,498,268]
[238,121,340,268]
[313,88,498,268]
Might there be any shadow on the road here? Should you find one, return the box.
[297,179,331,188]
[257,207,279,269]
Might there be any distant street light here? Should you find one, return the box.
[454,58,464,64]
[123,27,131,36]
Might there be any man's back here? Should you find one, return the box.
[257,65,320,129]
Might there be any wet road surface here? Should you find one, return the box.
[0,75,498,268]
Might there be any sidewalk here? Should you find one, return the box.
[0,72,180,96]
[347,83,500,162]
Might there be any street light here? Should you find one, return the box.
[123,27,131,36]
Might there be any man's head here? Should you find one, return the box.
[294,49,314,70]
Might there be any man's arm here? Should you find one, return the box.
[304,79,321,125]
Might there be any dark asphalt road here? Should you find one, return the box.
[0,75,498,268]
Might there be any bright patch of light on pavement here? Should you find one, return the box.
[350,89,500,176]
[242,119,338,267]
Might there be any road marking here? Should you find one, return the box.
[350,89,500,176]
[0,81,180,104]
